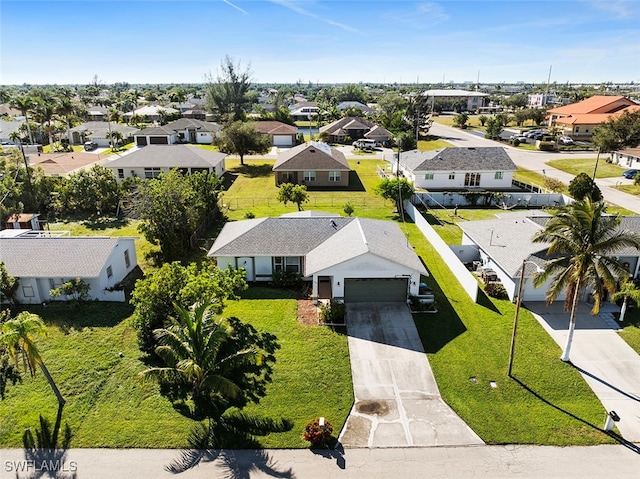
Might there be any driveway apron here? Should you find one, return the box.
[340,303,483,447]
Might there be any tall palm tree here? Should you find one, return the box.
[56,97,75,145]
[611,277,640,323]
[532,198,640,361]
[34,103,56,149]
[10,96,35,144]
[141,301,258,417]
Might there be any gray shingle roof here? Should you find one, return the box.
[166,118,221,132]
[273,142,349,171]
[0,237,120,277]
[70,121,138,138]
[401,147,517,172]
[319,116,376,135]
[208,215,428,276]
[105,145,227,169]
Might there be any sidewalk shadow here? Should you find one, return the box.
[572,364,640,402]
[309,441,346,470]
[166,449,295,478]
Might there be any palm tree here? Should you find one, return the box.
[34,103,56,149]
[532,198,640,361]
[1,312,65,407]
[141,301,258,417]
[56,97,75,145]
[611,277,640,323]
[11,95,35,144]
[106,130,123,150]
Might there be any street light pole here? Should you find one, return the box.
[592,147,601,180]
[508,259,543,377]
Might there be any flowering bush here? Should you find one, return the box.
[303,418,334,446]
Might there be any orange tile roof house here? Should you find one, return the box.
[547,95,639,139]
[272,142,350,187]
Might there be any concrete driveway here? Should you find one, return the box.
[527,301,640,441]
[339,303,483,447]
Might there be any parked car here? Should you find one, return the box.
[558,136,574,145]
[524,129,543,138]
[530,132,545,140]
[623,169,638,179]
[84,141,98,151]
[510,135,528,142]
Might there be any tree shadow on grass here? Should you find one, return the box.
[232,163,274,178]
[308,171,365,192]
[16,302,133,331]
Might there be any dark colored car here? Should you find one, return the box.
[623,169,638,179]
[84,141,98,151]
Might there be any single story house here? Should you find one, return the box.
[123,105,180,123]
[289,103,319,121]
[254,121,298,147]
[336,101,376,116]
[394,147,517,190]
[273,142,350,187]
[547,96,639,140]
[612,147,640,170]
[0,230,137,304]
[0,120,24,144]
[70,122,138,147]
[105,145,227,182]
[319,117,391,144]
[134,118,221,146]
[458,211,640,302]
[208,212,428,303]
[421,89,489,111]
[86,106,108,122]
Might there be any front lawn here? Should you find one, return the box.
[0,291,352,448]
[546,158,626,179]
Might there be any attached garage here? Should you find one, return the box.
[149,136,169,144]
[344,278,408,303]
[273,135,293,147]
[136,137,148,146]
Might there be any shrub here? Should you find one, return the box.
[272,270,303,289]
[485,283,508,299]
[343,202,354,216]
[303,417,334,447]
[538,141,555,151]
[512,139,520,146]
[244,211,255,219]
[318,300,346,324]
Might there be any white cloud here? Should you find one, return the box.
[268,0,363,33]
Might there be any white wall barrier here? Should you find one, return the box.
[406,201,479,302]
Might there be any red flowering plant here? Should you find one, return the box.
[303,417,334,447]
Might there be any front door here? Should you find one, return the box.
[238,257,255,281]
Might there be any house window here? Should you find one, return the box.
[329,171,341,182]
[117,168,124,179]
[303,171,316,182]
[22,279,35,298]
[273,257,300,273]
[282,173,294,183]
[424,173,434,180]
[495,171,504,180]
[107,266,113,279]
[124,250,131,269]
[449,172,455,180]
[49,278,63,290]
[464,172,481,187]
[144,167,161,179]
[575,126,580,133]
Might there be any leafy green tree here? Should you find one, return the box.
[205,56,253,123]
[0,262,19,306]
[131,261,247,355]
[611,277,640,323]
[334,84,367,104]
[375,177,414,213]
[276,183,309,211]
[49,278,91,306]
[395,131,417,152]
[532,199,640,361]
[485,116,504,139]
[592,110,640,153]
[130,170,223,262]
[56,164,120,215]
[377,92,408,131]
[453,112,469,128]
[216,121,271,165]
[504,93,527,109]
[0,311,65,406]
[568,172,602,201]
[478,115,488,126]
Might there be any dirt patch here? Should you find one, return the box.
[297,299,318,326]
[356,400,390,416]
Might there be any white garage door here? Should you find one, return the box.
[273,135,293,146]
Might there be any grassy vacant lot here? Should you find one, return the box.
[547,158,626,179]
[0,290,351,448]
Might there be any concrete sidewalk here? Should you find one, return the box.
[2,445,640,478]
[527,301,640,441]
[340,303,483,447]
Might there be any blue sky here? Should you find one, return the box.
[1,0,639,85]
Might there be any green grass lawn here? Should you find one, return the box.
[616,183,640,198]
[546,158,626,179]
[618,308,640,353]
[402,214,614,445]
[0,290,352,448]
[418,138,453,150]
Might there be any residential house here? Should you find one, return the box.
[394,147,517,190]
[421,89,489,111]
[0,120,23,144]
[612,147,640,169]
[105,145,227,182]
[273,142,350,187]
[319,117,391,144]
[123,105,180,123]
[0,230,137,304]
[86,106,108,122]
[133,118,221,146]
[255,121,298,147]
[208,212,428,303]
[547,95,639,140]
[289,103,319,121]
[69,121,138,147]
[458,211,640,302]
[336,101,376,116]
